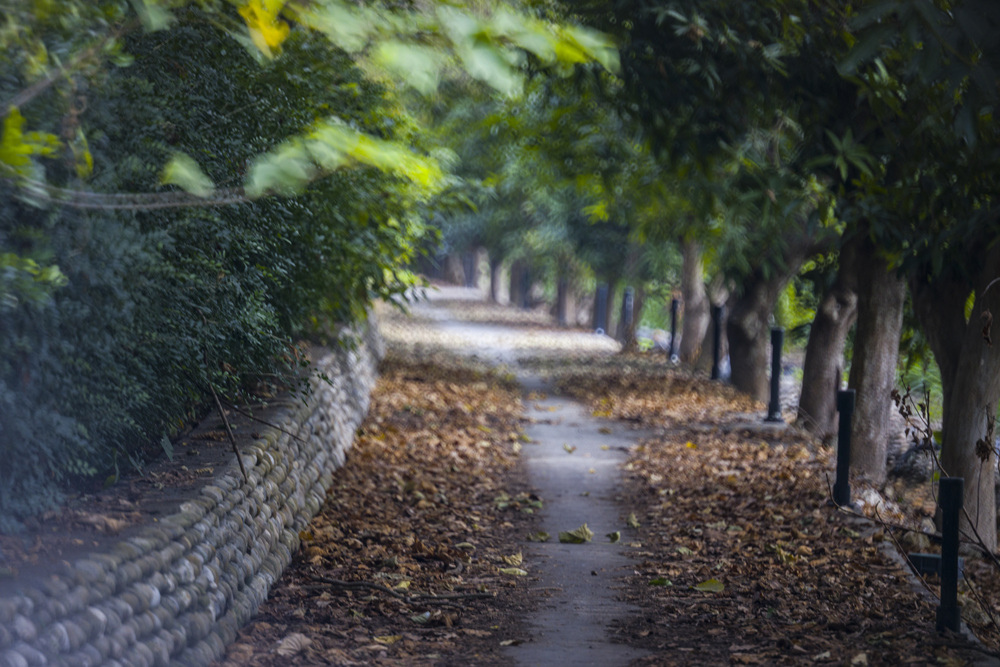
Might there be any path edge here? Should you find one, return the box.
[0,317,384,667]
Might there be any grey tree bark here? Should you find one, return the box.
[488,255,502,303]
[679,239,710,363]
[443,253,466,285]
[797,238,859,439]
[847,236,906,484]
[727,234,814,402]
[911,242,1000,551]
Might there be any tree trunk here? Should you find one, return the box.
[911,243,1000,551]
[509,260,525,308]
[797,238,860,439]
[847,237,906,484]
[443,253,466,285]
[618,287,645,352]
[679,239,710,363]
[727,237,814,401]
[489,255,502,303]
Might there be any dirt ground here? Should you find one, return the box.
[5,292,1000,666]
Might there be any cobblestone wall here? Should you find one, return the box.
[0,322,384,667]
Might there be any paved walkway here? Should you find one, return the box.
[392,287,651,665]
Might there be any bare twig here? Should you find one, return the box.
[306,573,495,606]
[962,571,1000,639]
[221,399,310,446]
[873,506,940,601]
[209,382,249,484]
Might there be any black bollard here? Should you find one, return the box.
[710,304,724,380]
[937,477,964,632]
[556,276,568,327]
[668,298,679,360]
[765,327,785,423]
[833,388,855,506]
[622,287,635,332]
[594,283,609,334]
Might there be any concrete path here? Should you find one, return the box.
[505,378,651,666]
[398,287,650,665]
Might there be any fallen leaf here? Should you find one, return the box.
[693,578,725,592]
[649,577,672,587]
[499,567,528,576]
[563,443,577,454]
[503,552,523,566]
[559,524,594,543]
[374,635,403,645]
[607,531,621,543]
[527,531,550,542]
[276,632,312,657]
[627,512,640,528]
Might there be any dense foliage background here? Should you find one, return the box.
[0,10,427,530]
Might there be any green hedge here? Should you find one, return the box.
[0,12,426,530]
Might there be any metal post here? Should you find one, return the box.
[833,389,855,506]
[594,283,609,334]
[622,287,635,331]
[520,266,531,309]
[556,275,568,327]
[710,304,724,380]
[668,298,679,361]
[765,327,785,423]
[937,477,964,632]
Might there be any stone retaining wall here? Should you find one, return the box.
[0,322,384,667]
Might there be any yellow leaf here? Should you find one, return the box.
[627,512,640,528]
[394,580,411,590]
[559,524,594,543]
[374,634,402,645]
[693,578,725,593]
[686,441,697,449]
[239,0,291,56]
[499,567,528,576]
[502,552,523,567]
[0,107,60,177]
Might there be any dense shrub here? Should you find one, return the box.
[0,11,427,530]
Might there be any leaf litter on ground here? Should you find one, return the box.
[534,351,1000,665]
[213,345,537,666]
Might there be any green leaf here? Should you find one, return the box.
[500,567,528,576]
[649,577,673,587]
[693,578,724,593]
[559,523,594,544]
[160,152,215,197]
[131,0,176,31]
[160,434,174,462]
[375,42,446,95]
[838,26,893,76]
[607,531,621,543]
[527,531,550,542]
[626,512,640,528]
